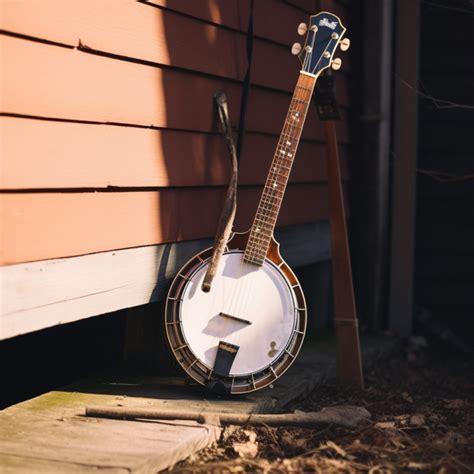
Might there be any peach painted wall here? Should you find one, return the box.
[0,0,355,266]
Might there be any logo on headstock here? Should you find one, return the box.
[319,18,337,30]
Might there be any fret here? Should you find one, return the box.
[266,172,288,183]
[250,220,274,231]
[292,97,309,105]
[253,219,276,230]
[262,188,285,199]
[248,236,272,247]
[249,229,273,240]
[259,191,282,202]
[244,244,267,254]
[257,206,277,215]
[243,256,264,266]
[257,195,280,206]
[255,208,279,219]
[244,247,267,258]
[268,169,290,180]
[295,84,313,93]
[270,161,291,171]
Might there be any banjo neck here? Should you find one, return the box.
[243,72,317,266]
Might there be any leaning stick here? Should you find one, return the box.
[85,405,370,429]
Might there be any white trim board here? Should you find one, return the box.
[0,223,330,340]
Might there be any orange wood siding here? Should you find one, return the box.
[0,0,357,266]
[1,117,350,189]
[0,186,340,265]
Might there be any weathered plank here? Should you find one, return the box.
[0,116,350,189]
[0,222,330,339]
[0,391,221,473]
[0,35,350,142]
[0,336,391,472]
[0,184,335,265]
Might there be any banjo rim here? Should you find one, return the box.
[164,231,307,394]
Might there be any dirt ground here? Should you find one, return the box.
[168,338,473,473]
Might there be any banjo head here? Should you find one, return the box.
[165,239,306,394]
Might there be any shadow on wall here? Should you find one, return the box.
[154,0,248,289]
[124,1,251,367]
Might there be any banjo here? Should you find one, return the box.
[165,12,348,394]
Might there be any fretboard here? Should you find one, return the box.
[243,72,317,266]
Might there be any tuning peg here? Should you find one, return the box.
[297,22,308,36]
[340,38,351,51]
[291,42,302,55]
[331,58,342,70]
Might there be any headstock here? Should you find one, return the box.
[292,12,349,77]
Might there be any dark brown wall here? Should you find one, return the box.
[415,0,474,336]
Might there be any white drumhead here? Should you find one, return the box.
[180,251,297,376]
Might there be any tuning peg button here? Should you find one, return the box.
[340,38,351,51]
[291,42,302,55]
[331,58,342,70]
[297,22,308,36]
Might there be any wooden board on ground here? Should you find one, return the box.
[0,337,392,472]
[0,342,332,473]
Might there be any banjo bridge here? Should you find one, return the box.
[218,312,252,325]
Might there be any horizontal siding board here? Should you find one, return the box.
[0,117,350,189]
[416,200,474,253]
[0,221,330,340]
[416,75,474,104]
[417,175,474,199]
[0,184,340,265]
[421,44,474,72]
[419,104,474,123]
[418,151,474,171]
[416,253,474,280]
[145,0,244,31]
[416,279,474,309]
[422,14,474,44]
[419,123,474,151]
[0,1,352,93]
[145,0,311,46]
[0,35,350,142]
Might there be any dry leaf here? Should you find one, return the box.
[375,421,397,429]
[232,441,258,459]
[394,414,410,425]
[409,414,425,426]
[402,392,414,403]
[322,440,348,458]
[280,434,307,452]
[444,399,468,409]
[435,431,467,447]
[243,429,257,444]
[407,461,431,470]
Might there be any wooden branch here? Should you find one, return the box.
[85,405,371,429]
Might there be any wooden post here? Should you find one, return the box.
[324,120,364,388]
